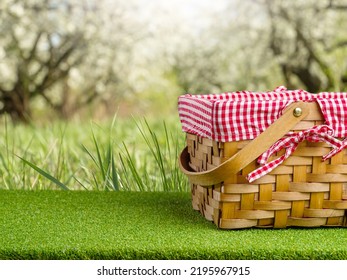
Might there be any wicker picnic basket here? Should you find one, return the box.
[178,87,347,229]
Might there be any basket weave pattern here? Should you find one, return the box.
[185,104,347,229]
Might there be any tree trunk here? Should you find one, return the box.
[2,88,32,123]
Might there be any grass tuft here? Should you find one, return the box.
[0,116,188,191]
[117,118,188,191]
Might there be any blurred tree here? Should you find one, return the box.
[0,0,142,122]
[162,0,347,94]
[263,0,347,92]
[159,0,285,94]
[156,8,234,94]
[166,38,225,93]
[64,1,144,119]
[2,0,346,123]
[0,0,88,122]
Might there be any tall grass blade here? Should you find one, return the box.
[135,118,170,191]
[81,144,99,167]
[111,153,119,191]
[18,156,70,190]
[0,153,10,174]
[92,130,106,181]
[73,175,89,190]
[118,153,131,191]
[121,142,146,191]
[92,173,100,191]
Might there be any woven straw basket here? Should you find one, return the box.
[179,100,347,229]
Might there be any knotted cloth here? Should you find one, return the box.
[246,125,347,182]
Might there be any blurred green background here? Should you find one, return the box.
[1,0,346,124]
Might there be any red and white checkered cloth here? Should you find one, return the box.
[178,86,347,182]
[246,124,345,182]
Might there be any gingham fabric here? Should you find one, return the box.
[178,86,347,181]
[178,86,347,142]
[246,125,343,182]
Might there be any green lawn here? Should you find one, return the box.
[1,190,346,260]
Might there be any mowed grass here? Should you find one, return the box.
[1,190,347,260]
[0,116,188,192]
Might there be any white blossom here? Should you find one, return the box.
[8,2,24,17]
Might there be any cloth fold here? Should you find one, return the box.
[247,125,345,182]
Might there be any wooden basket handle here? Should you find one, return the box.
[179,101,310,186]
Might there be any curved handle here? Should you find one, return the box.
[179,101,310,186]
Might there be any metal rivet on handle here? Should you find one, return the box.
[293,107,303,117]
